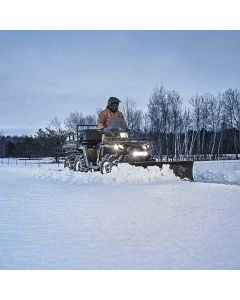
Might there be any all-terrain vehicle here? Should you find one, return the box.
[62,117,194,180]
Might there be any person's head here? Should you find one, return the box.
[107,97,121,113]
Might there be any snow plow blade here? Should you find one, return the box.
[129,161,194,181]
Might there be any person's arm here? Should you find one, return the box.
[98,111,106,128]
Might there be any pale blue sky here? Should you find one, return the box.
[0,31,240,135]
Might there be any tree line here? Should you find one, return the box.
[145,86,240,160]
[1,86,240,161]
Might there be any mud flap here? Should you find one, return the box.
[129,161,194,181]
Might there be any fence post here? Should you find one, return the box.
[24,158,26,166]
[38,158,40,167]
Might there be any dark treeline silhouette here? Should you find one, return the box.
[144,86,240,160]
[1,86,240,161]
[0,113,97,161]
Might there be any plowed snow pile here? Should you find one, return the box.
[4,162,179,184]
[1,159,240,185]
[37,164,178,184]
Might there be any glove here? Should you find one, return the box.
[102,128,114,137]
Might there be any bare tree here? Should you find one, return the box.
[142,113,151,133]
[122,98,143,131]
[0,130,5,157]
[222,88,240,156]
[167,90,182,158]
[64,111,97,132]
[189,94,204,157]
[148,85,168,157]
[181,108,192,157]
[49,117,63,134]
[207,93,223,157]
[85,114,97,125]
[148,85,166,131]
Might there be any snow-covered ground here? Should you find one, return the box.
[0,159,240,269]
[194,160,240,185]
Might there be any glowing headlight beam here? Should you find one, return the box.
[113,144,124,151]
[132,151,148,157]
[120,132,128,138]
[118,144,124,150]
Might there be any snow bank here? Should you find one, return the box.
[20,163,179,184]
[2,159,240,185]
[194,160,240,185]
[0,159,180,184]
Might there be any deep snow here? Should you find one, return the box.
[0,160,240,269]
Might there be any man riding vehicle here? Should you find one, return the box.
[98,96,124,140]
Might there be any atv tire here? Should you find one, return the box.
[64,157,74,170]
[74,154,88,172]
[100,160,112,174]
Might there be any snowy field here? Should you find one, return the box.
[0,159,240,269]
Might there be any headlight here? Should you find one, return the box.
[132,151,148,157]
[120,132,128,138]
[142,144,150,150]
[113,144,124,150]
[118,144,124,150]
